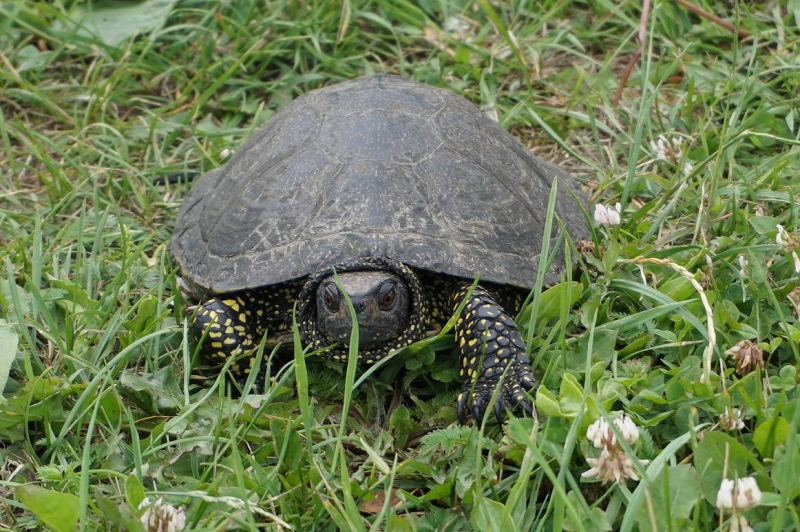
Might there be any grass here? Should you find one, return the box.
[1,0,799,530]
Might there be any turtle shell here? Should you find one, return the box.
[172,74,590,294]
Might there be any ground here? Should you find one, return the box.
[1,1,799,531]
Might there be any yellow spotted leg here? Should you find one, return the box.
[452,284,536,424]
[192,296,263,387]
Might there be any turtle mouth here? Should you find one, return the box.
[326,322,406,350]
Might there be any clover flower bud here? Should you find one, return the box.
[737,255,748,277]
[615,414,640,444]
[586,415,640,449]
[586,418,612,448]
[734,477,762,509]
[717,479,735,510]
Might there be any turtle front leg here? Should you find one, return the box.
[451,284,536,424]
[192,296,263,386]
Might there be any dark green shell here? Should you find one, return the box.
[172,74,589,294]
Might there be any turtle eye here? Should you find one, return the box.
[323,285,340,312]
[378,285,397,310]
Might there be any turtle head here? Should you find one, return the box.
[315,271,411,349]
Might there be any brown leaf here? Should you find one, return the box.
[359,490,401,514]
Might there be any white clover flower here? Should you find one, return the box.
[139,497,187,532]
[583,414,646,484]
[594,203,621,226]
[716,477,762,511]
[720,409,745,431]
[650,137,670,161]
[776,224,786,246]
[650,135,693,175]
[581,447,649,484]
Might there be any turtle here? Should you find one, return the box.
[171,74,590,424]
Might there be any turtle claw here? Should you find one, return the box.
[467,393,505,426]
[458,368,536,425]
[457,392,469,424]
[517,396,534,417]
[493,397,505,426]
[514,355,537,392]
[472,402,486,426]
